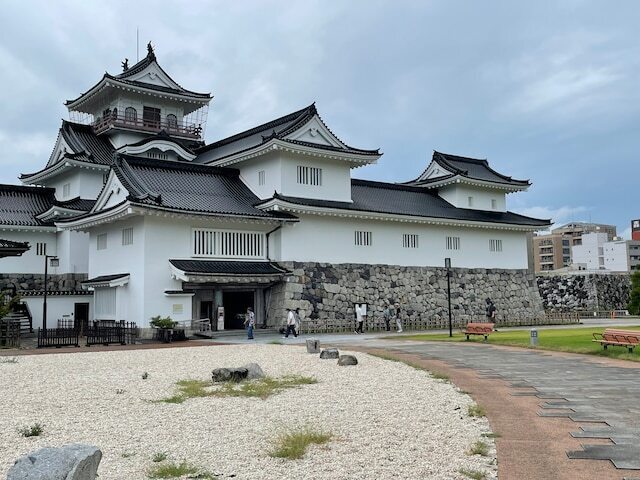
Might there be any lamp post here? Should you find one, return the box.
[43,255,59,330]
[445,257,452,337]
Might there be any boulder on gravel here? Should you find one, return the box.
[306,339,320,353]
[212,367,248,383]
[242,363,265,380]
[337,355,358,366]
[320,348,339,359]
[8,443,102,480]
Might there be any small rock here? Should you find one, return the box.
[242,363,265,380]
[337,354,358,366]
[306,339,320,353]
[319,348,339,359]
[212,368,248,383]
[8,443,102,480]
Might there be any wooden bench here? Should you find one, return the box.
[592,329,640,353]
[462,322,495,341]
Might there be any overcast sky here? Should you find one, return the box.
[1,1,638,236]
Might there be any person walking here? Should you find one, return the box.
[294,308,302,336]
[394,302,403,333]
[245,307,255,340]
[382,300,392,332]
[284,308,298,338]
[485,298,497,323]
[354,304,365,334]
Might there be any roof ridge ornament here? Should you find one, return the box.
[121,58,129,71]
[147,41,155,60]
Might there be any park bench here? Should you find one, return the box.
[592,329,640,353]
[462,322,495,341]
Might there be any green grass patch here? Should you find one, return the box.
[0,357,18,364]
[468,404,486,417]
[158,376,317,403]
[396,326,640,361]
[121,451,136,458]
[18,423,43,437]
[459,468,487,480]
[269,426,332,460]
[481,432,501,438]
[147,460,215,478]
[367,351,427,371]
[467,440,489,456]
[430,371,450,382]
[152,452,167,463]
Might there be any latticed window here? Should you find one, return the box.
[354,231,372,246]
[297,166,322,186]
[489,239,503,252]
[122,228,133,246]
[125,107,137,123]
[97,233,107,251]
[36,243,47,256]
[192,229,266,258]
[402,234,419,248]
[446,236,460,250]
[95,288,116,319]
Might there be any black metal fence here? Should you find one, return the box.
[86,320,138,346]
[1,319,21,348]
[37,328,80,348]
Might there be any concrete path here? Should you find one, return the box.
[371,341,640,474]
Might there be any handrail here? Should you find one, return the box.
[92,113,202,138]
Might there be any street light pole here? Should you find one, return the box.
[445,258,452,337]
[42,255,59,331]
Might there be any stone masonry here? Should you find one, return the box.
[269,262,544,329]
[536,273,631,311]
[0,273,87,293]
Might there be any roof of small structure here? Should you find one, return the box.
[406,151,531,188]
[169,259,288,276]
[259,179,550,227]
[195,104,380,163]
[0,239,30,258]
[85,155,296,221]
[0,185,56,227]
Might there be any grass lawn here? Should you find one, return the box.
[397,326,640,362]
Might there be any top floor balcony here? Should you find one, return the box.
[92,110,202,140]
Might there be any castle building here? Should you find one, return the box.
[0,46,549,331]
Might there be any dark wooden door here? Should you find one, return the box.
[74,303,90,333]
[200,301,214,329]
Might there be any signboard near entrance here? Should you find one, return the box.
[217,307,225,331]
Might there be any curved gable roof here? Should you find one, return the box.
[0,185,56,227]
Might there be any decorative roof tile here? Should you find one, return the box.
[169,259,288,276]
[0,185,56,227]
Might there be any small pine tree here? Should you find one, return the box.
[628,271,640,315]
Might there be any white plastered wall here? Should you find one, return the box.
[273,214,529,269]
[22,295,92,330]
[56,230,89,274]
[45,170,106,201]
[0,230,57,274]
[438,184,506,211]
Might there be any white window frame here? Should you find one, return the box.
[489,239,503,252]
[402,234,419,248]
[97,233,107,251]
[296,166,323,186]
[192,228,266,259]
[446,236,461,251]
[62,183,71,199]
[122,228,134,246]
[354,231,372,246]
[258,170,265,186]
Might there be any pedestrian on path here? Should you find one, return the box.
[485,298,497,323]
[284,308,298,338]
[383,300,392,331]
[294,308,302,336]
[355,303,365,334]
[245,307,255,340]
[395,303,403,333]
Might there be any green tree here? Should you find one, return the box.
[628,271,640,315]
[0,291,19,319]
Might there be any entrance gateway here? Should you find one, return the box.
[169,259,288,331]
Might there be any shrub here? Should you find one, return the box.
[269,426,332,460]
[468,404,486,417]
[467,440,489,456]
[147,461,215,479]
[628,271,640,315]
[150,316,177,329]
[459,468,487,480]
[18,423,44,437]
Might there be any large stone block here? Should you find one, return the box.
[8,444,102,480]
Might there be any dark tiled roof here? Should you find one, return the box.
[18,290,93,297]
[21,121,115,179]
[55,197,96,212]
[0,185,56,226]
[408,151,530,187]
[195,104,379,163]
[262,179,549,227]
[0,239,30,258]
[110,155,295,220]
[169,259,288,275]
[123,130,202,153]
[81,273,129,284]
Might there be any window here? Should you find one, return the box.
[166,114,178,130]
[172,304,183,315]
[489,239,503,252]
[143,106,161,128]
[36,243,47,256]
[192,229,266,258]
[146,151,168,160]
[354,231,372,246]
[97,233,107,250]
[94,287,116,319]
[491,199,497,209]
[297,166,322,186]
[124,107,137,123]
[122,228,133,246]
[258,170,265,186]
[62,183,70,198]
[467,196,473,207]
[446,236,461,250]
[402,234,419,248]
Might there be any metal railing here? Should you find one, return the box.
[92,113,202,139]
[37,328,80,348]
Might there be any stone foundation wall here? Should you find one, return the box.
[0,273,88,293]
[536,273,631,311]
[270,262,544,329]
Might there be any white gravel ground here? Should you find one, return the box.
[0,345,497,479]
